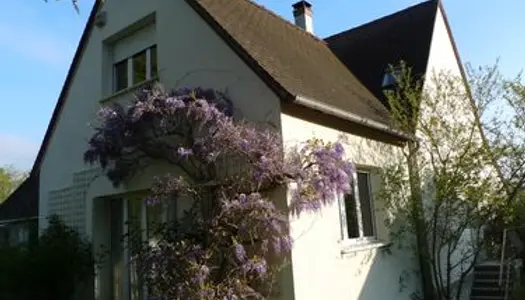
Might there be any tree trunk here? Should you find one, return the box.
[407,141,436,300]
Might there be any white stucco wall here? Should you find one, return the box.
[281,113,419,300]
[425,8,463,80]
[40,1,293,298]
[39,0,281,237]
[422,6,480,295]
[39,1,478,300]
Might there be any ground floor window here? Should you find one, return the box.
[107,195,175,300]
[0,222,33,247]
[340,170,377,242]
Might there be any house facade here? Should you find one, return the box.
[18,0,473,299]
[0,174,38,247]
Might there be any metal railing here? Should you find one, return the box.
[503,259,512,300]
[498,225,525,300]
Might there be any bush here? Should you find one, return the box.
[0,215,94,300]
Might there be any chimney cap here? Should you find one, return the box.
[292,1,312,10]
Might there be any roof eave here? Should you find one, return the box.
[188,0,410,146]
[293,94,413,144]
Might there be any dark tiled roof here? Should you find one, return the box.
[326,0,439,103]
[32,0,420,176]
[188,0,392,126]
[0,174,39,222]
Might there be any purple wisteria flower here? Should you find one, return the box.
[84,85,355,299]
[253,261,267,277]
[144,195,160,206]
[177,147,193,159]
[193,265,210,284]
[234,243,247,262]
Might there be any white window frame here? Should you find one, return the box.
[113,45,157,93]
[339,169,378,246]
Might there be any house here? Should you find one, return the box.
[8,0,473,299]
[0,174,38,246]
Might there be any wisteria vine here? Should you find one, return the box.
[84,84,354,299]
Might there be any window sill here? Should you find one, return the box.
[100,76,159,104]
[340,240,391,254]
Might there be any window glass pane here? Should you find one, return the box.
[110,199,124,300]
[133,50,147,84]
[150,45,158,78]
[147,203,163,245]
[114,60,128,92]
[165,199,177,223]
[345,193,359,238]
[128,198,142,234]
[128,198,145,300]
[357,172,374,237]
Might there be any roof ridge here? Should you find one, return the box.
[325,0,438,41]
[234,0,328,45]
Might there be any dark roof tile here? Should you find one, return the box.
[189,0,392,125]
[326,0,439,103]
[0,174,38,222]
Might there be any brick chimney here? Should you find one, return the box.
[292,1,313,34]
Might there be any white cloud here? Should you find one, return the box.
[0,134,39,171]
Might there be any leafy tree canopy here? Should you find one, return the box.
[0,166,27,203]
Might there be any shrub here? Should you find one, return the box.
[0,215,94,300]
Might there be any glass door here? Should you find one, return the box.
[108,194,177,300]
[110,198,125,300]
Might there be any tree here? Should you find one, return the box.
[467,63,525,208]
[0,215,94,300]
[380,63,503,300]
[84,85,355,299]
[44,0,79,10]
[0,166,27,203]
[468,63,525,279]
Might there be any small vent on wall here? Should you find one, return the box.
[95,11,107,28]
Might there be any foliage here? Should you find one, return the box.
[380,63,503,300]
[468,64,525,208]
[0,166,28,203]
[0,215,94,300]
[85,85,355,299]
[468,63,525,229]
[468,63,525,286]
[511,281,525,300]
[44,0,79,12]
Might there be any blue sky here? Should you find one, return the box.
[1,0,523,170]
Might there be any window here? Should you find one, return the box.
[107,196,176,300]
[132,50,147,84]
[341,170,376,241]
[113,45,158,92]
[17,227,29,244]
[114,60,128,92]
[150,45,158,78]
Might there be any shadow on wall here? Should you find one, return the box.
[344,180,420,300]
[351,177,476,300]
[335,137,420,300]
[354,245,418,300]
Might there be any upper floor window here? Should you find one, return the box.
[114,45,158,93]
[341,170,376,241]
